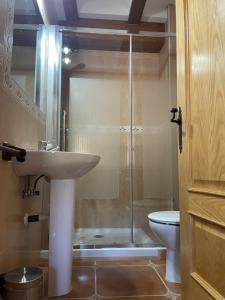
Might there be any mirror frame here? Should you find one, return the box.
[0,0,45,124]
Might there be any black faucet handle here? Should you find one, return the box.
[0,142,26,162]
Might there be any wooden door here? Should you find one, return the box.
[176,0,225,299]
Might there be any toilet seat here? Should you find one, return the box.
[148,211,180,226]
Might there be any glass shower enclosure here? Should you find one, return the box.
[59,27,178,249]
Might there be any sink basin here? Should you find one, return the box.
[12,150,100,297]
[13,151,100,179]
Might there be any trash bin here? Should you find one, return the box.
[4,267,43,300]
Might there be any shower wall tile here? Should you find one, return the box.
[75,198,130,228]
[67,50,130,229]
[119,76,130,219]
[133,133,144,203]
[132,56,159,213]
[133,79,173,201]
[0,0,45,273]
[69,77,121,199]
[67,47,176,232]
[119,132,129,213]
[0,92,44,273]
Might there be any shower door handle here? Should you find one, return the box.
[62,110,67,151]
[170,107,182,153]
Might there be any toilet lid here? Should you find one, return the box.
[148,211,180,225]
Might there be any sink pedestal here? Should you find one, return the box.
[48,179,75,297]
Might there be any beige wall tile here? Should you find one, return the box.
[0,0,45,272]
[66,48,176,233]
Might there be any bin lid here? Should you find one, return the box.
[4,267,43,285]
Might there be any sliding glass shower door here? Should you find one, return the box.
[131,35,178,244]
[61,30,132,246]
[59,28,177,248]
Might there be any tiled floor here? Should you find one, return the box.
[41,257,182,300]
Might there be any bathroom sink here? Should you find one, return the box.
[13,150,100,179]
[13,150,100,297]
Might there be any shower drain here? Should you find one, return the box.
[94,234,104,238]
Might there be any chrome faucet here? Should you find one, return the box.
[38,140,59,151]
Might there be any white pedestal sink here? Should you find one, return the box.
[13,151,100,297]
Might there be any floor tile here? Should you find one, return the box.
[41,256,182,300]
[68,267,95,298]
[73,258,95,266]
[96,266,167,297]
[155,265,181,295]
[46,267,95,299]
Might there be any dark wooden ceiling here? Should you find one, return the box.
[13,29,37,48]
[13,29,165,53]
[63,0,79,21]
[15,0,166,33]
[14,0,166,53]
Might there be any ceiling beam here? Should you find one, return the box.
[128,0,147,24]
[59,19,165,33]
[63,32,165,53]
[63,0,78,21]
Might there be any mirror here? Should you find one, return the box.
[11,0,43,106]
[4,0,62,149]
[9,0,61,149]
[11,28,37,102]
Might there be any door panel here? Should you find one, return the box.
[176,0,225,299]
[189,194,225,226]
[188,0,225,190]
[192,217,225,298]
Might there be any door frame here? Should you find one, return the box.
[176,0,191,297]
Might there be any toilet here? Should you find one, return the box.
[148,211,181,283]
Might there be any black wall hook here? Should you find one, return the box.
[170,107,183,153]
[0,142,26,162]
